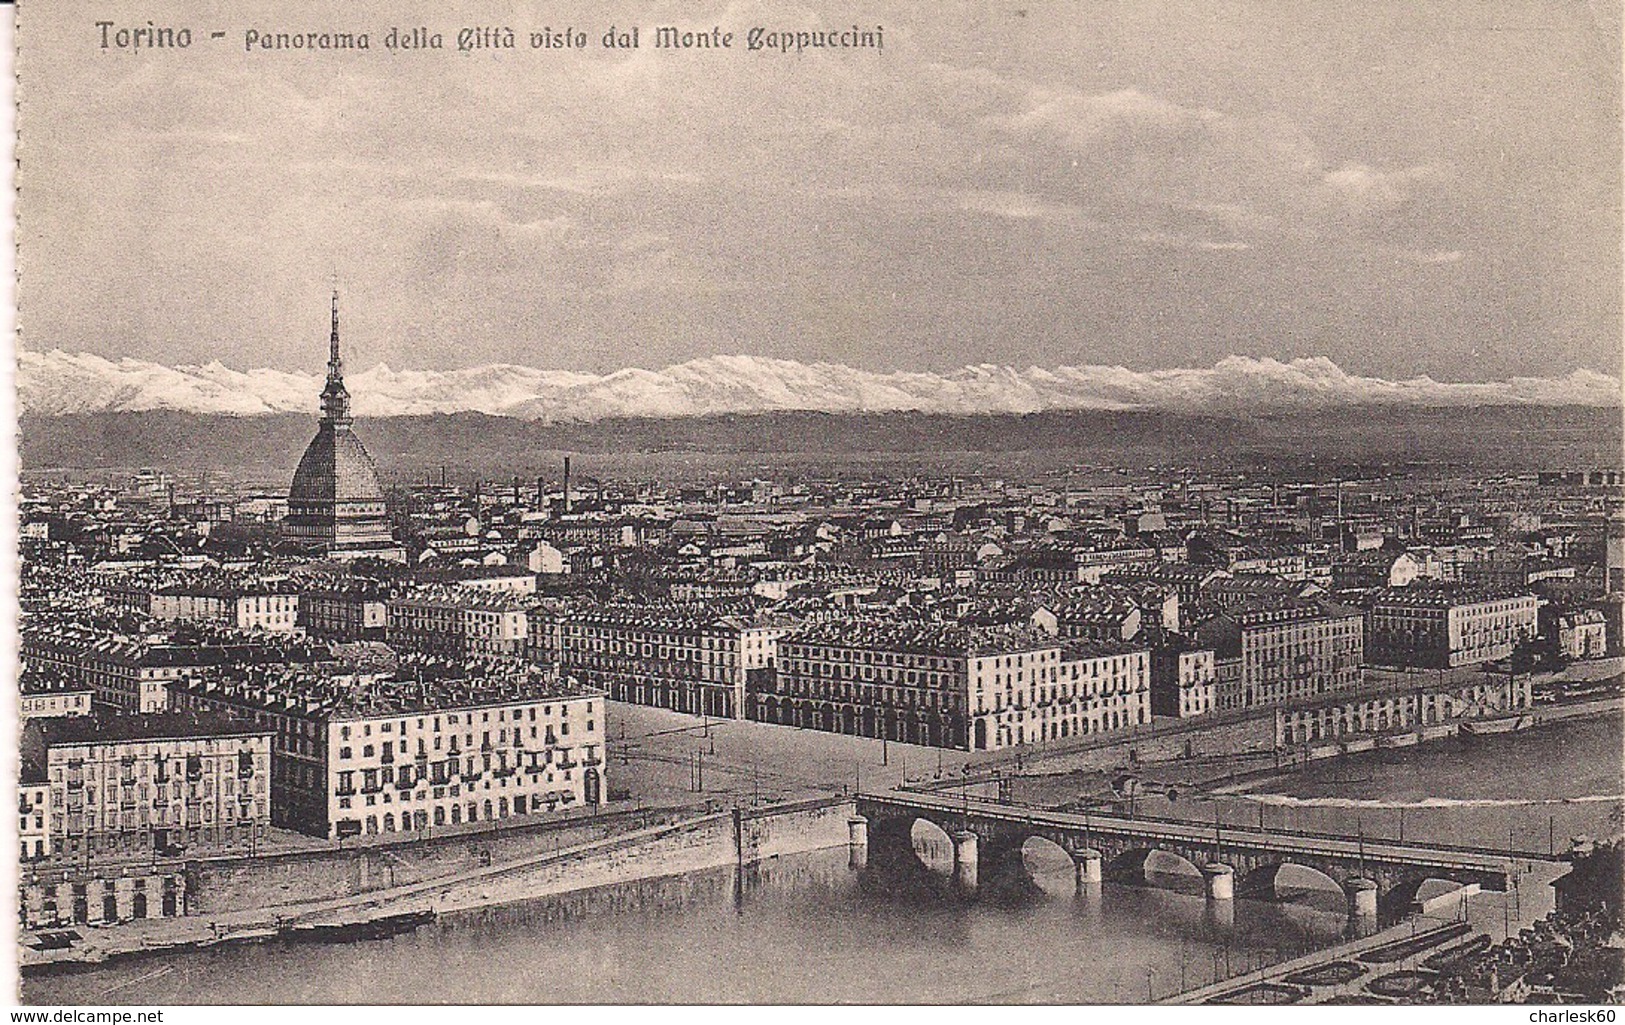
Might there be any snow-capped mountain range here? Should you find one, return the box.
[17,350,1621,420]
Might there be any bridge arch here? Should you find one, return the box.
[865,812,956,877]
[1108,847,1204,893]
[1378,875,1477,923]
[1235,862,1346,909]
[1013,834,1075,893]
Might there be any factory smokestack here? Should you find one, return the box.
[563,456,572,516]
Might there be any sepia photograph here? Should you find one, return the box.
[9,0,1625,1009]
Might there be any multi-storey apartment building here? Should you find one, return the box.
[19,678,94,720]
[22,622,326,713]
[149,583,300,633]
[386,589,529,658]
[1150,642,1218,718]
[1551,607,1608,660]
[19,762,51,861]
[1042,642,1152,743]
[1365,586,1540,668]
[20,712,274,859]
[759,621,1149,751]
[1194,598,1364,713]
[553,606,784,719]
[22,624,202,714]
[299,584,390,642]
[171,664,603,839]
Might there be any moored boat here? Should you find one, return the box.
[1459,714,1532,738]
[281,908,435,943]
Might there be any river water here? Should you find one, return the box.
[23,713,1621,1005]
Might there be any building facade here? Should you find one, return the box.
[21,712,274,860]
[20,682,94,721]
[386,590,529,658]
[172,668,604,839]
[299,586,390,642]
[150,586,300,633]
[553,607,781,720]
[1195,599,1364,713]
[758,621,1149,751]
[1150,644,1217,718]
[1365,588,1540,668]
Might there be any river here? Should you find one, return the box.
[22,712,1621,1005]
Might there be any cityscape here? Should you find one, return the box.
[14,294,1625,1003]
[15,0,1623,1010]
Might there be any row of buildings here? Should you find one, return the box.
[20,660,604,862]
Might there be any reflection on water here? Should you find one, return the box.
[31,716,1614,1005]
[1146,714,1624,853]
[26,845,1348,1005]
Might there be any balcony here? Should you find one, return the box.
[334,786,357,797]
[583,754,603,767]
[555,758,578,770]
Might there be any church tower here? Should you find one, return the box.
[281,291,405,562]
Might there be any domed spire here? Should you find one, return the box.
[284,285,401,562]
[320,288,352,426]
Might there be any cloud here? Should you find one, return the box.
[17,0,1616,383]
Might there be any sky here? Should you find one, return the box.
[19,0,1623,382]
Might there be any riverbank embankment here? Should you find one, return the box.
[21,797,853,975]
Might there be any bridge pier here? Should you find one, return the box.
[951,830,979,895]
[1201,862,1235,902]
[1343,877,1378,934]
[1072,848,1103,893]
[847,816,868,870]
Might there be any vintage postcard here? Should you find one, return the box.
[10,0,1624,1010]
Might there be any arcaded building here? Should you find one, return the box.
[761,620,1150,751]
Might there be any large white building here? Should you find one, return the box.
[20,711,275,860]
[1195,598,1364,713]
[552,606,786,720]
[172,664,604,839]
[760,620,1149,751]
[1365,587,1540,668]
[386,589,529,658]
[150,585,300,634]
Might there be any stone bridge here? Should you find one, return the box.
[853,790,1544,925]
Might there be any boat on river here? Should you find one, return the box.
[281,908,435,943]
[1458,714,1533,739]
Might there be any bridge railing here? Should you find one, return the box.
[858,791,1559,863]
